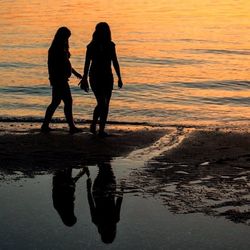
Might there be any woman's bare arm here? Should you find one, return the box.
[72,68,82,79]
[112,46,123,88]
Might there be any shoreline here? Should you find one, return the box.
[129,127,250,225]
[1,121,249,173]
[0,117,249,130]
[1,123,249,166]
[0,122,169,171]
[1,122,249,225]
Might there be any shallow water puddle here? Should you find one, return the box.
[0,156,250,250]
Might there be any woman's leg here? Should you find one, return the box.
[61,84,77,131]
[91,103,100,133]
[91,76,113,135]
[99,90,112,134]
[90,91,102,134]
[92,91,106,133]
[41,87,61,130]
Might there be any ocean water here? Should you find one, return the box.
[0,0,250,126]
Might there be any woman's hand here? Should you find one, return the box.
[79,77,89,92]
[118,78,123,89]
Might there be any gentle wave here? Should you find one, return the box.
[0,43,49,49]
[0,116,165,127]
[1,81,249,107]
[121,56,205,66]
[189,49,250,56]
[200,97,250,106]
[169,80,250,91]
[0,62,41,68]
[0,86,50,95]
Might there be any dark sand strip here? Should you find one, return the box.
[0,123,168,172]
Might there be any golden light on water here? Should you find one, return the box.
[0,0,249,124]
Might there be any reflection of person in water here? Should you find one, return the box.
[52,167,89,227]
[87,162,123,244]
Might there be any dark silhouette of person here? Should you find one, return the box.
[52,167,89,227]
[79,22,123,137]
[41,27,82,134]
[87,161,123,244]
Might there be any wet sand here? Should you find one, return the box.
[130,127,250,225]
[0,122,250,226]
[0,122,168,171]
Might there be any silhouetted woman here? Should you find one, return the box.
[41,27,82,134]
[80,22,123,137]
[87,162,123,243]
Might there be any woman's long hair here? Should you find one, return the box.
[50,26,71,51]
[92,22,112,44]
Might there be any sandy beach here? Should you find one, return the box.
[0,122,168,171]
[129,126,250,225]
[1,124,249,216]
[0,122,250,249]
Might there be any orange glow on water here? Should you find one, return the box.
[0,0,249,124]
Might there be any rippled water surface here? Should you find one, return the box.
[1,0,250,125]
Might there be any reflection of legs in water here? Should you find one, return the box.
[52,168,77,227]
[73,167,90,183]
[52,167,89,227]
[87,162,123,244]
[91,90,112,136]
